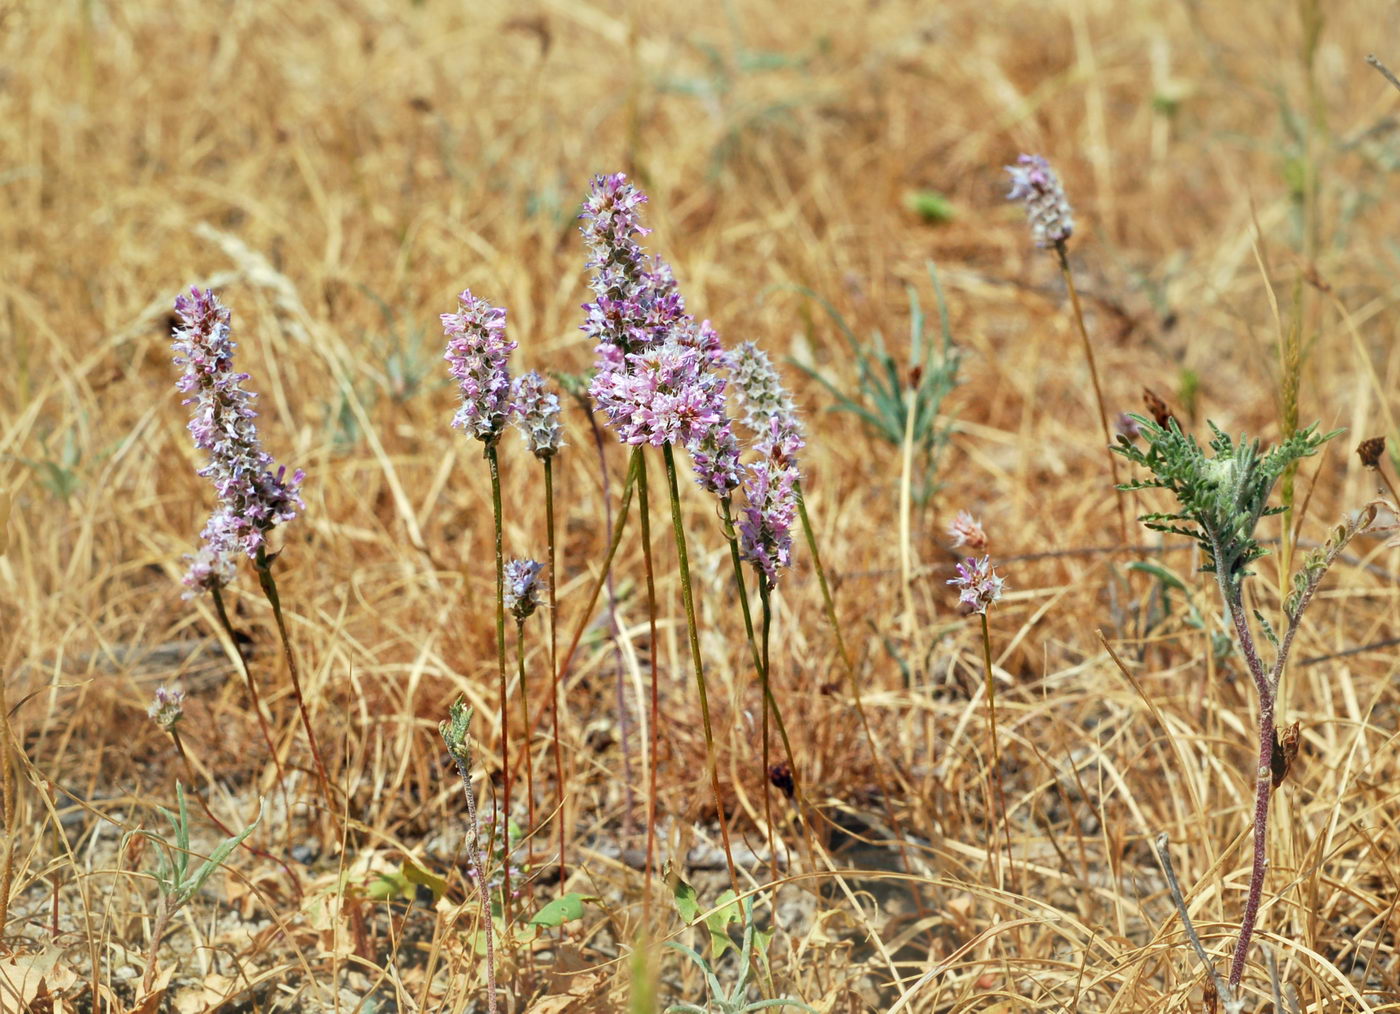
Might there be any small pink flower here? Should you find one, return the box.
[948,556,1005,614]
[947,510,988,551]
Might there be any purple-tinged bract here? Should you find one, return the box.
[503,558,546,622]
[443,290,516,447]
[1006,154,1074,248]
[171,287,304,572]
[510,371,564,459]
[948,555,1006,614]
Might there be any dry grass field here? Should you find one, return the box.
[4,0,1400,1011]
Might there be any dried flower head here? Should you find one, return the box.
[148,684,186,732]
[948,556,1005,614]
[510,371,564,459]
[503,558,546,623]
[1357,436,1386,470]
[947,510,988,551]
[171,287,304,573]
[443,290,516,447]
[1142,388,1177,431]
[1005,154,1074,248]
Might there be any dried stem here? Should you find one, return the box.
[1055,240,1129,547]
[514,616,535,862]
[1153,833,1239,1013]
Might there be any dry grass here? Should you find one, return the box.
[3,0,1400,1010]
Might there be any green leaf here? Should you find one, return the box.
[186,799,262,896]
[366,870,415,902]
[705,889,742,960]
[529,891,594,927]
[403,857,449,903]
[672,874,701,924]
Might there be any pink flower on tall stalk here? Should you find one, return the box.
[443,290,516,447]
[503,558,546,622]
[739,449,799,587]
[171,288,304,591]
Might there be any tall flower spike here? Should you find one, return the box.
[443,290,516,447]
[580,174,743,495]
[510,371,564,459]
[171,287,304,575]
[1006,154,1074,249]
[503,558,546,623]
[948,556,1006,614]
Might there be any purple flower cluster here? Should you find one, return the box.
[503,558,545,622]
[510,371,564,459]
[1005,154,1074,248]
[580,173,741,495]
[171,287,304,592]
[948,556,1006,614]
[443,290,516,447]
[739,441,799,588]
[148,684,186,732]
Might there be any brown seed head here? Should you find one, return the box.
[1357,436,1385,470]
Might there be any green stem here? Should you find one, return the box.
[253,548,334,821]
[555,449,641,687]
[543,456,566,888]
[485,443,511,923]
[515,616,535,864]
[719,494,784,877]
[636,454,662,915]
[661,443,737,889]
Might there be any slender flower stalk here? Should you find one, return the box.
[255,547,335,819]
[510,372,567,884]
[635,453,664,914]
[442,289,517,921]
[949,556,1011,885]
[440,700,497,1014]
[505,558,545,860]
[1005,156,1127,546]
